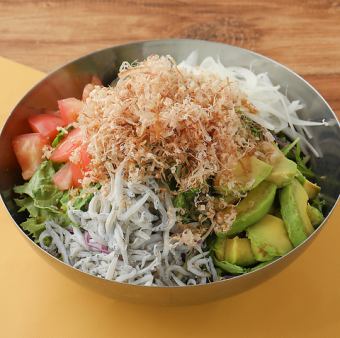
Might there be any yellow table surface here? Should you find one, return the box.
[0,57,339,338]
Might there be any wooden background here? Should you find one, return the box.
[0,0,339,114]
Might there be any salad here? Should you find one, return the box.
[12,53,328,286]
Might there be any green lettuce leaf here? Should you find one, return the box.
[14,160,99,241]
[61,185,97,212]
[72,191,94,210]
[20,217,46,239]
[14,161,71,240]
[14,196,39,217]
[14,161,63,214]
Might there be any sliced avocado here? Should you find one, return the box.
[280,179,314,247]
[213,257,246,274]
[303,180,321,200]
[214,156,272,200]
[212,236,226,261]
[266,156,297,188]
[224,236,257,266]
[247,214,293,262]
[226,181,277,236]
[212,236,256,266]
[307,204,324,227]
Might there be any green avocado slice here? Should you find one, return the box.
[214,156,273,201]
[266,156,297,188]
[303,180,321,200]
[307,204,324,227]
[212,236,256,267]
[247,214,293,262]
[226,181,277,236]
[280,179,314,247]
[224,236,257,266]
[212,236,226,261]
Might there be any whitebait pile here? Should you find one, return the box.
[39,164,217,286]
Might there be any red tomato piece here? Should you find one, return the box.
[53,162,73,190]
[12,133,48,180]
[70,162,83,187]
[80,144,91,171]
[53,162,84,190]
[58,98,83,125]
[50,128,83,163]
[28,113,65,139]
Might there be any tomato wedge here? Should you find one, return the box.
[70,162,83,187]
[58,98,83,125]
[28,113,65,139]
[53,162,73,190]
[12,133,48,180]
[53,162,84,190]
[50,128,83,163]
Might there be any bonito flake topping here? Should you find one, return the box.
[78,55,267,190]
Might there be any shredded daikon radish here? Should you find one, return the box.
[179,52,331,157]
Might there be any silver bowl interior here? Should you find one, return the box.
[1,39,339,305]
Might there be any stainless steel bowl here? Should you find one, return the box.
[1,39,339,305]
